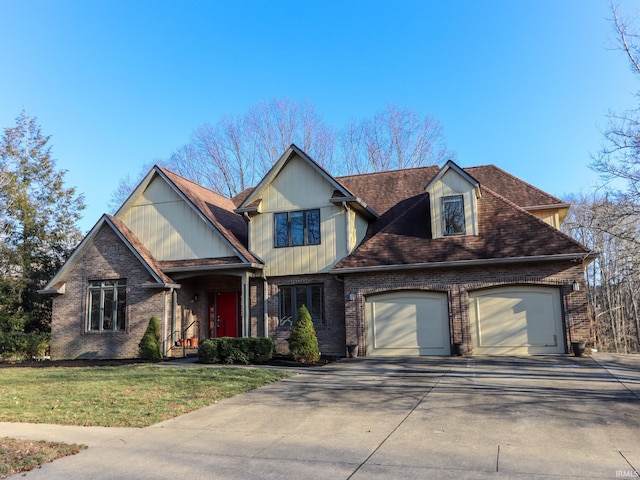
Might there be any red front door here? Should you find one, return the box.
[209,291,239,338]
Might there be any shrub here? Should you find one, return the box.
[138,316,162,361]
[198,337,275,364]
[0,332,50,361]
[198,338,222,364]
[287,305,320,364]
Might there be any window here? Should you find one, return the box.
[279,284,323,327]
[88,280,126,331]
[274,209,320,247]
[442,195,465,235]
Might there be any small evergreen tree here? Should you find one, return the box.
[138,316,162,361]
[287,305,320,364]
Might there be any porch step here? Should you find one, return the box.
[167,346,199,358]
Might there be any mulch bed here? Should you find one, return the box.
[0,358,153,369]
[0,356,341,369]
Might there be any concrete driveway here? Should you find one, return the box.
[2,354,639,479]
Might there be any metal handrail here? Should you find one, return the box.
[163,319,199,358]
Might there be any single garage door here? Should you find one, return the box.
[366,291,450,356]
[469,286,565,355]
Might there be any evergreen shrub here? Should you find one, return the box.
[287,305,320,364]
[138,316,162,361]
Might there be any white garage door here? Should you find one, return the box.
[366,291,450,356]
[469,286,565,355]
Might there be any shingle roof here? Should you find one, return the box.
[152,161,585,272]
[106,215,176,284]
[465,164,565,207]
[333,185,590,270]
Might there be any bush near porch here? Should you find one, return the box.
[199,337,275,365]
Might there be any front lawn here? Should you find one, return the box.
[0,363,291,427]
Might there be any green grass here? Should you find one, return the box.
[0,364,292,427]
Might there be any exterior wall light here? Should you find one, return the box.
[572,280,580,292]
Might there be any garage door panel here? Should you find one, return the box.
[470,287,564,355]
[366,292,450,356]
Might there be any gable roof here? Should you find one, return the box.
[235,144,378,219]
[424,160,481,198]
[333,184,593,272]
[40,215,178,293]
[116,166,260,265]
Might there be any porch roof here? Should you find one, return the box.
[159,257,263,277]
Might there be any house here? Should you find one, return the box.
[40,144,595,359]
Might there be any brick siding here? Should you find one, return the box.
[50,225,167,359]
[252,274,346,356]
[343,260,591,356]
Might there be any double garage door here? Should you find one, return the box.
[365,287,565,356]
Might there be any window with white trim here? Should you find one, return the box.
[274,209,321,247]
[88,280,126,331]
[442,195,465,235]
[278,284,323,327]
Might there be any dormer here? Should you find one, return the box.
[425,160,481,238]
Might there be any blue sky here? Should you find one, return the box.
[1,0,638,232]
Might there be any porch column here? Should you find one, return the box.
[241,271,251,337]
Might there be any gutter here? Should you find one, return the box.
[37,284,66,295]
[331,252,598,274]
[161,263,264,274]
[140,283,182,289]
[525,203,571,211]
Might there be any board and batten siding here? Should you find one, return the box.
[120,176,236,261]
[530,209,561,229]
[250,154,358,276]
[427,168,479,238]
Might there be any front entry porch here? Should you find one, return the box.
[163,268,258,358]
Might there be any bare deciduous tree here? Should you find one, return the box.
[341,104,453,174]
[165,99,337,199]
[110,99,452,206]
[591,4,640,243]
[563,193,640,353]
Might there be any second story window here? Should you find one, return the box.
[442,195,465,235]
[275,209,321,247]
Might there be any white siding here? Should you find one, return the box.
[427,169,479,238]
[120,177,236,261]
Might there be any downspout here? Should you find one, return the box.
[162,289,168,357]
[171,289,177,346]
[242,271,250,338]
[342,202,351,255]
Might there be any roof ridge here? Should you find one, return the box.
[157,165,234,206]
[469,164,565,205]
[337,164,440,181]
